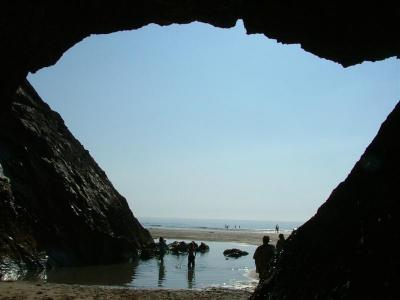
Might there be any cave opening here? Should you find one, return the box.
[2,2,400,296]
[27,21,399,226]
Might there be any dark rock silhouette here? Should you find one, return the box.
[168,241,209,255]
[251,103,400,299]
[140,240,210,258]
[0,81,153,277]
[197,242,210,253]
[1,1,399,99]
[223,249,249,258]
[169,241,192,255]
[0,2,399,298]
[140,243,158,260]
[139,239,170,260]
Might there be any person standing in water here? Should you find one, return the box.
[188,241,196,269]
[253,235,275,281]
[275,224,279,234]
[158,237,167,261]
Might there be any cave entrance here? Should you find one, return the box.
[27,21,399,227]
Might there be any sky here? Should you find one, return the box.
[28,21,400,222]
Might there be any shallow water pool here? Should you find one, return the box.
[45,240,258,289]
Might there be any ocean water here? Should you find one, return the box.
[139,217,303,233]
[45,240,258,290]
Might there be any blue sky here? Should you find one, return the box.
[28,21,400,222]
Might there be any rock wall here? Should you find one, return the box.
[252,101,400,299]
[0,80,152,279]
[1,1,399,98]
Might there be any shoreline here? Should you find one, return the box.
[148,227,291,246]
[0,281,253,299]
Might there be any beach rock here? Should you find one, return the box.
[140,241,169,260]
[168,241,208,254]
[0,81,153,278]
[168,241,187,254]
[223,249,249,258]
[197,242,210,253]
[169,241,192,254]
[140,243,157,260]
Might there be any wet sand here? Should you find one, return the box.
[0,281,252,299]
[148,227,290,246]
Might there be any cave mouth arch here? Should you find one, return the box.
[27,21,400,223]
[2,2,400,296]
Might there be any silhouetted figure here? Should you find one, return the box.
[276,233,285,254]
[188,241,196,269]
[159,237,167,260]
[275,224,279,234]
[253,235,276,281]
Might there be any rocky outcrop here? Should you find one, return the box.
[0,80,153,279]
[168,241,209,254]
[1,1,399,98]
[197,242,210,253]
[140,241,210,259]
[251,102,400,299]
[223,248,249,258]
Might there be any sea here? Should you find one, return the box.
[139,217,302,233]
[42,218,304,290]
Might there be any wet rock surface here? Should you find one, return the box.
[223,249,249,258]
[0,81,153,278]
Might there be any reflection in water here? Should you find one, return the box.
[38,241,256,289]
[158,259,166,287]
[46,260,138,286]
[187,267,195,289]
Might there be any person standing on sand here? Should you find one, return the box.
[188,241,196,269]
[253,235,275,281]
[275,224,279,234]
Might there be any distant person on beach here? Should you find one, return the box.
[276,233,285,254]
[158,237,167,260]
[253,235,275,281]
[275,224,279,233]
[188,241,196,269]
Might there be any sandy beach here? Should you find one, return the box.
[0,281,253,300]
[148,227,290,246]
[0,228,289,299]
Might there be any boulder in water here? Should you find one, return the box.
[168,241,189,254]
[197,242,210,253]
[223,248,249,258]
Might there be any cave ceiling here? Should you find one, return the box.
[1,1,399,98]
